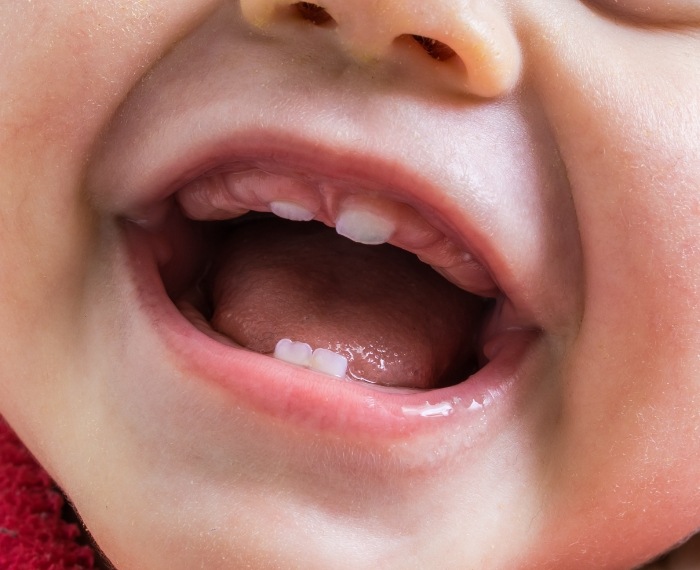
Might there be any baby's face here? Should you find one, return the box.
[1,1,699,568]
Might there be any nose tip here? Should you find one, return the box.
[239,0,522,98]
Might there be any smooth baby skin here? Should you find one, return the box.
[0,1,699,569]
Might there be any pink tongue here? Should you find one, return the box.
[210,218,482,389]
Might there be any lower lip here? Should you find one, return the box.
[124,222,540,440]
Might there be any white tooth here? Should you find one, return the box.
[269,200,316,222]
[335,209,395,245]
[310,348,348,378]
[274,339,313,367]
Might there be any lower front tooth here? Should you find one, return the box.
[310,348,348,378]
[274,338,313,367]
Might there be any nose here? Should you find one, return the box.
[239,0,522,98]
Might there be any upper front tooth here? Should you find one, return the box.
[335,207,396,245]
[269,200,316,222]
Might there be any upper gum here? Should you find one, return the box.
[176,168,498,296]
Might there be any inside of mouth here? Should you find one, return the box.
[148,177,496,392]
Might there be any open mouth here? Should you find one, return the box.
[179,214,487,392]
[116,138,541,438]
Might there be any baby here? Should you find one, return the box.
[0,0,699,568]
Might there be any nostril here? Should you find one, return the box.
[410,35,457,62]
[294,2,336,26]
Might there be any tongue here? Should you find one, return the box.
[209,218,483,390]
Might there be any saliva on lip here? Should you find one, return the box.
[274,339,488,420]
[401,397,487,419]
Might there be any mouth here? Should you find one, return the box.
[114,132,542,439]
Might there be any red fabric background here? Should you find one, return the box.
[0,417,95,569]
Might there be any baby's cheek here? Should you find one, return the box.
[518,3,700,563]
[0,1,215,157]
[0,0,217,451]
[522,3,700,374]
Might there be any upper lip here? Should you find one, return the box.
[92,125,540,329]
